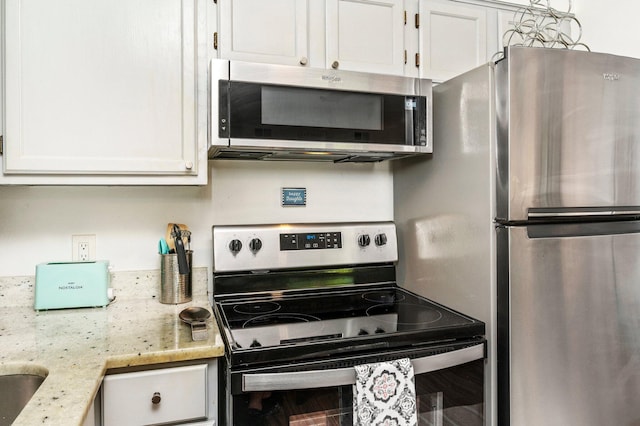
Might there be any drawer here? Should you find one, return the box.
[102,364,208,426]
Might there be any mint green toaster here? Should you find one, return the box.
[34,261,111,310]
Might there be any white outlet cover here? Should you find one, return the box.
[72,234,96,261]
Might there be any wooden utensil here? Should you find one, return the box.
[165,223,189,252]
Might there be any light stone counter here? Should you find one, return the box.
[0,267,225,426]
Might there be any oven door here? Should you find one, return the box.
[223,341,485,425]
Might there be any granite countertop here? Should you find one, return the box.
[0,267,225,426]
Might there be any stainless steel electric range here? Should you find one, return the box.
[212,222,486,425]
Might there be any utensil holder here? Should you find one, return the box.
[160,251,192,304]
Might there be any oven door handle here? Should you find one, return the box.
[242,342,484,392]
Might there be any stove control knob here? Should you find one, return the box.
[358,329,369,336]
[229,239,242,254]
[249,238,263,253]
[374,233,388,246]
[250,339,262,348]
[375,327,385,334]
[358,234,371,247]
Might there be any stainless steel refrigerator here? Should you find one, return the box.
[394,46,640,426]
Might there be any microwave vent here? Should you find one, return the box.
[209,148,404,163]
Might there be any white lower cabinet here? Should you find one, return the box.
[102,361,217,426]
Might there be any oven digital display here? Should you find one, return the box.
[280,232,342,250]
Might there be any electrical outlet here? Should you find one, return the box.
[72,234,96,261]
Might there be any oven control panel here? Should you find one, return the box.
[280,232,342,251]
[213,222,397,272]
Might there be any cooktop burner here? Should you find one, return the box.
[362,290,406,303]
[233,301,280,315]
[242,313,321,328]
[365,303,443,324]
[222,287,460,326]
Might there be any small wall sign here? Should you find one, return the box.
[282,188,307,207]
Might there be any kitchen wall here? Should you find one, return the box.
[575,1,640,59]
[0,161,392,280]
[0,0,634,284]
[494,0,639,58]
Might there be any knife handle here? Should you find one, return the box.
[172,223,190,275]
[175,237,189,275]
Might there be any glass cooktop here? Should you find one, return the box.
[214,285,485,365]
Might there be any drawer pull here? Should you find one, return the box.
[151,392,162,405]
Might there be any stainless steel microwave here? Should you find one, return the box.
[209,59,432,162]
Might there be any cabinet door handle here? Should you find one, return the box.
[331,61,339,69]
[151,392,162,404]
[299,57,308,66]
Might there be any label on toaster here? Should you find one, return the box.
[59,282,84,290]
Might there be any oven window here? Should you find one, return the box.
[233,387,353,425]
[261,86,383,131]
[221,81,424,145]
[416,359,484,425]
[229,359,483,425]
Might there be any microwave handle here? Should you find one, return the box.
[242,342,484,392]
[405,97,416,146]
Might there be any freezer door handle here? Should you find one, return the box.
[528,208,640,219]
[241,343,485,392]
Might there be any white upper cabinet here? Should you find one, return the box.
[417,0,488,82]
[412,0,577,83]
[216,0,404,75]
[3,0,208,184]
[326,0,404,75]
[217,0,309,66]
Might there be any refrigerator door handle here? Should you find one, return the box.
[528,208,640,220]
[242,343,485,392]
[526,219,640,239]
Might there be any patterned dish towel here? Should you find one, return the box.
[353,357,418,426]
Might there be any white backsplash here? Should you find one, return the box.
[0,161,393,279]
[0,267,208,308]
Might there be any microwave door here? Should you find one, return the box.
[209,59,432,161]
[222,82,408,144]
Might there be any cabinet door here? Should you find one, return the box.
[418,0,488,82]
[102,364,208,426]
[217,0,309,66]
[326,0,404,75]
[3,0,207,184]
